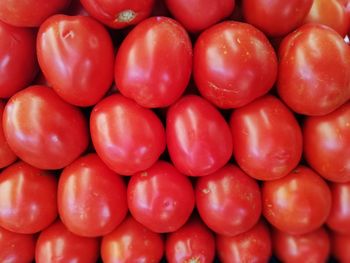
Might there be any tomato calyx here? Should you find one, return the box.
[116,10,136,23]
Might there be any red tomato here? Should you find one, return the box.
[90,94,166,175]
[165,216,215,263]
[36,220,99,263]
[101,215,164,262]
[166,95,233,176]
[115,16,192,108]
[277,23,350,116]
[3,86,89,170]
[58,153,128,237]
[332,232,350,262]
[242,0,313,37]
[303,102,350,182]
[0,20,37,98]
[37,15,114,107]
[193,21,277,109]
[0,0,71,27]
[0,102,16,169]
[81,0,155,28]
[0,161,57,234]
[0,226,35,263]
[230,95,302,180]
[216,220,272,263]
[165,0,235,32]
[127,161,195,233]
[327,182,350,234]
[195,165,261,236]
[262,166,332,235]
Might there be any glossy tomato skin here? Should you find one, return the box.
[0,0,71,27]
[332,233,350,262]
[230,95,302,181]
[216,220,272,263]
[0,161,57,234]
[3,86,89,170]
[166,95,233,176]
[242,0,313,37]
[0,226,35,263]
[0,20,37,98]
[165,216,215,263]
[37,15,114,107]
[81,0,155,28]
[262,166,332,235]
[101,215,164,263]
[303,102,350,182]
[277,23,350,116]
[90,94,165,175]
[115,16,192,108]
[273,227,330,263]
[196,165,261,236]
[128,161,195,233]
[0,102,16,168]
[165,0,235,32]
[193,21,277,109]
[58,153,128,237]
[36,220,99,263]
[327,182,350,234]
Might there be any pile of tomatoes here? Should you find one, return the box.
[1,0,350,262]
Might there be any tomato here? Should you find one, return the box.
[262,166,332,235]
[0,161,57,234]
[0,20,37,99]
[165,216,215,263]
[195,165,261,236]
[230,95,302,181]
[303,102,350,182]
[36,220,99,263]
[193,21,277,109]
[0,0,71,27]
[166,95,232,176]
[127,161,195,233]
[37,15,114,107]
[58,153,128,237]
[81,0,155,28]
[277,23,350,116]
[101,215,164,263]
[332,232,350,262]
[216,220,272,263]
[326,182,350,234]
[3,86,89,170]
[0,102,16,169]
[165,0,235,32]
[115,16,192,108]
[90,94,165,175]
[242,0,313,37]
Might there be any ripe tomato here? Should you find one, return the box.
[0,20,37,98]
[303,102,350,182]
[230,95,302,181]
[166,95,233,176]
[127,161,195,233]
[3,85,89,170]
[262,166,332,235]
[195,165,261,236]
[242,0,313,37]
[165,216,215,263]
[165,0,235,32]
[193,21,277,109]
[37,15,114,107]
[36,220,99,263]
[58,153,128,237]
[81,0,155,28]
[0,0,71,27]
[0,161,57,234]
[101,215,164,263]
[216,220,272,263]
[0,102,16,169]
[277,23,350,116]
[332,232,350,262]
[90,94,166,175]
[115,16,192,108]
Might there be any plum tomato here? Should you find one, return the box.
[332,232,350,262]
[0,101,16,169]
